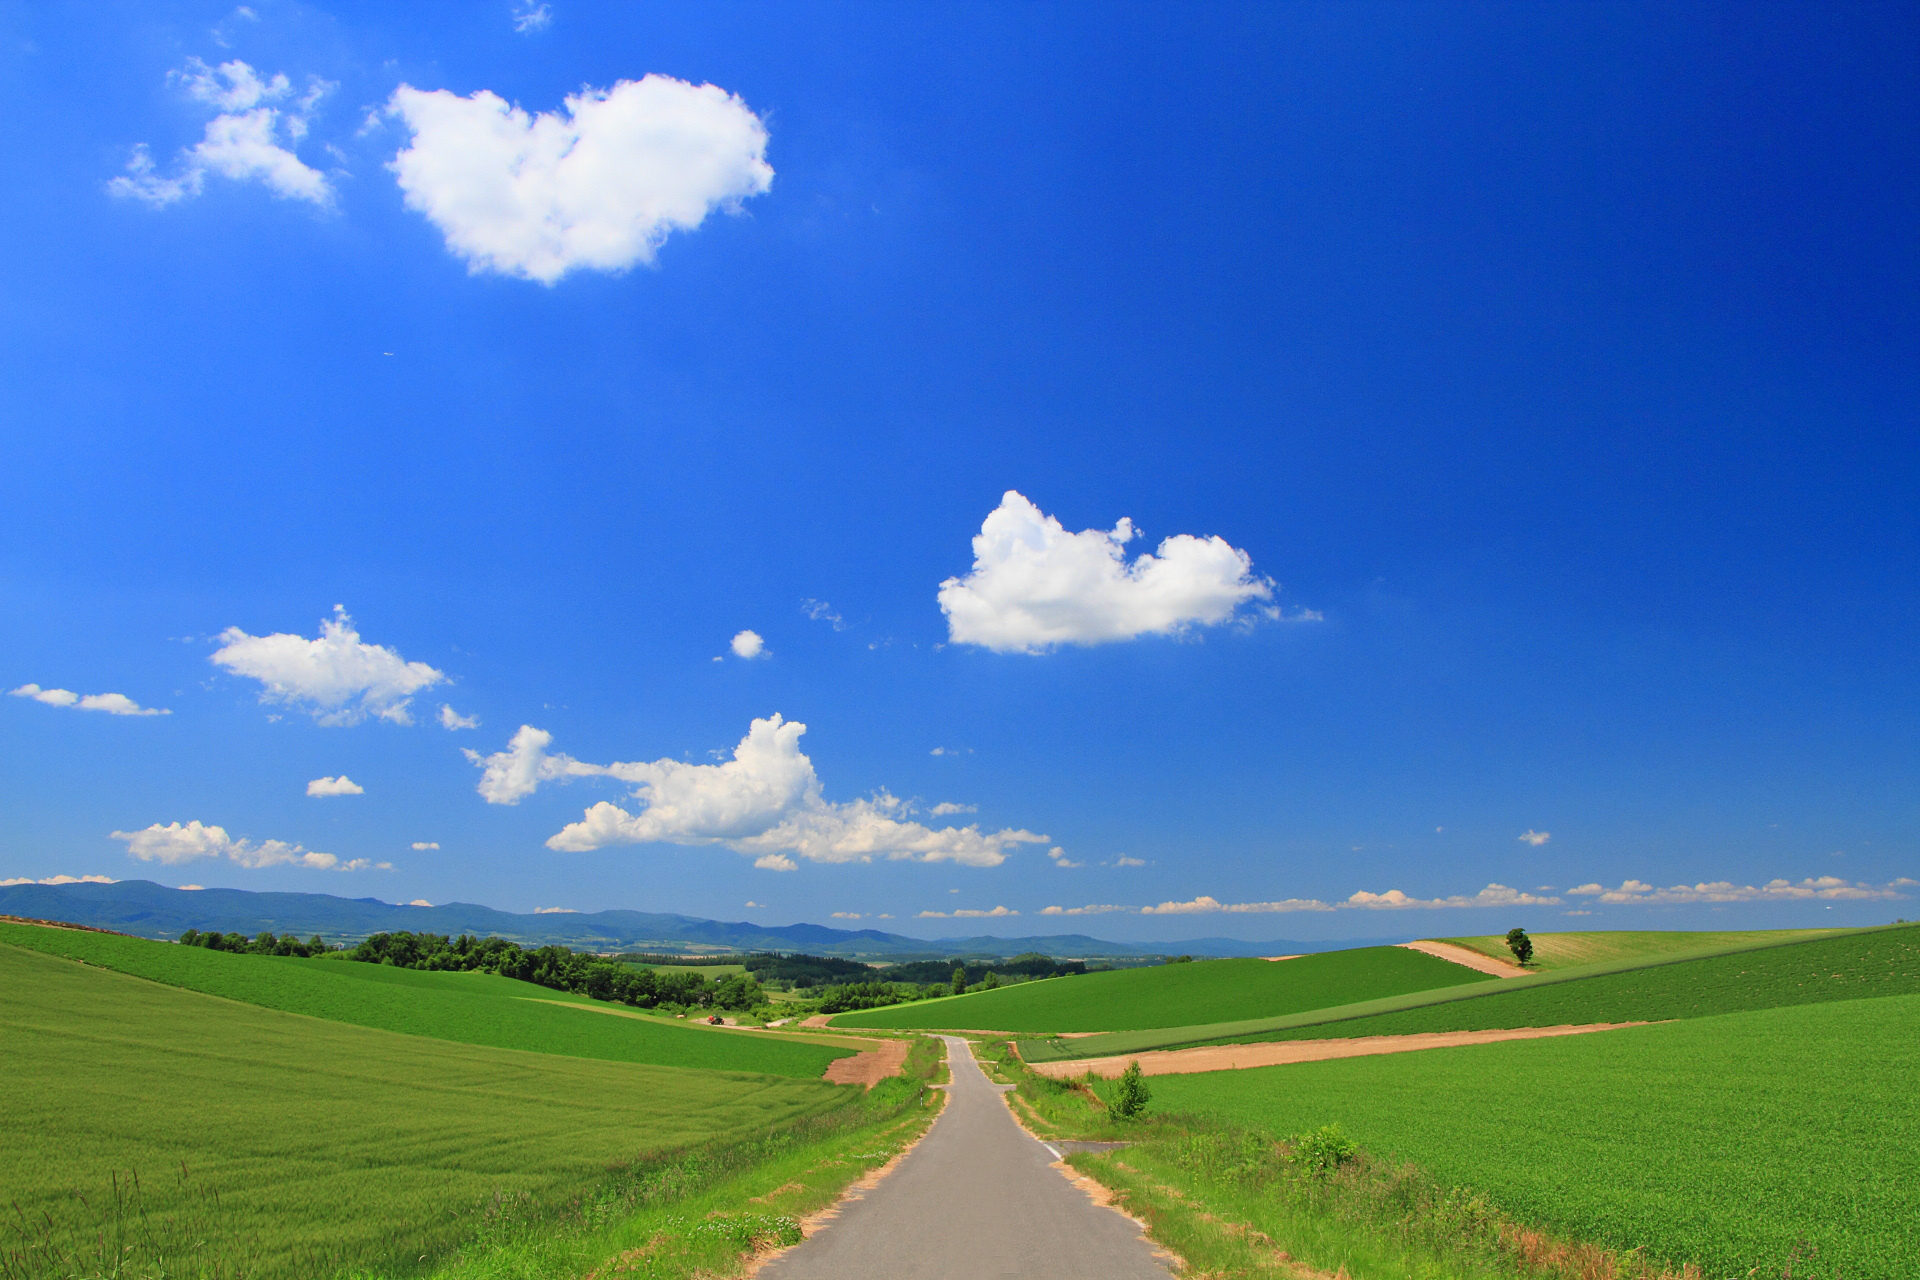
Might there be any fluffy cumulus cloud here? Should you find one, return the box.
[109,59,333,207]
[467,714,1050,868]
[439,704,480,730]
[10,684,169,716]
[1518,830,1551,846]
[930,802,976,816]
[918,906,1018,919]
[938,491,1282,653]
[109,820,381,871]
[211,606,445,725]
[1142,894,1335,915]
[386,74,772,283]
[0,874,117,887]
[411,841,440,851]
[1567,876,1911,905]
[1039,903,1129,916]
[306,775,364,797]
[1343,884,1563,909]
[730,630,766,659]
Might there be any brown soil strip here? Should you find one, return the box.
[800,1014,834,1027]
[1398,939,1528,976]
[822,1037,912,1087]
[1260,954,1304,962]
[1030,1023,1649,1079]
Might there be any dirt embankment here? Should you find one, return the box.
[823,1038,912,1087]
[1031,1023,1649,1079]
[1398,939,1528,976]
[0,915,130,936]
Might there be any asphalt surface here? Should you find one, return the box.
[759,1035,1176,1280]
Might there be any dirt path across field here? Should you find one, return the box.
[824,1037,912,1087]
[1398,939,1528,976]
[1030,1023,1649,1079]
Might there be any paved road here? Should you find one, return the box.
[760,1035,1175,1280]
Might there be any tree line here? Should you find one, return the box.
[178,929,331,957]
[345,931,765,1010]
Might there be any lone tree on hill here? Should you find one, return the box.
[1505,927,1534,966]
[1111,1060,1151,1119]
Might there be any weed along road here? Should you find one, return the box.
[760,1035,1175,1280]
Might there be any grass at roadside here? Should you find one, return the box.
[1145,993,1920,1278]
[0,942,857,1280]
[831,948,1492,1033]
[1434,927,1841,972]
[0,922,849,1077]
[356,1034,948,1280]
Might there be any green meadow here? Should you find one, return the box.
[0,922,849,1078]
[831,947,1491,1033]
[1142,993,1920,1279]
[1437,927,1841,971]
[0,942,853,1280]
[1189,922,1920,1047]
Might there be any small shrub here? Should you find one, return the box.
[1111,1061,1151,1119]
[1286,1122,1358,1173]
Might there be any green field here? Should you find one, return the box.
[831,947,1493,1033]
[1436,927,1841,971]
[1192,924,1920,1047]
[0,922,850,1078]
[0,942,851,1280]
[1021,924,1913,1060]
[1144,994,1920,1278]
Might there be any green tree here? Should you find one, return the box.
[1111,1061,1151,1119]
[981,971,1000,990]
[951,966,967,995]
[1505,927,1534,966]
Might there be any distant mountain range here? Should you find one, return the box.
[0,880,1407,960]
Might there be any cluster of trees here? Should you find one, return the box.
[883,953,1089,987]
[345,931,765,1010]
[743,952,878,989]
[178,929,331,957]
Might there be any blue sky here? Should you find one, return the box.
[2,2,1916,942]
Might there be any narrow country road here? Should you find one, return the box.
[760,1035,1176,1280]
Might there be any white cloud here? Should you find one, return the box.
[0,874,117,887]
[801,599,849,630]
[929,746,972,757]
[1040,903,1128,916]
[918,905,1018,919]
[930,802,976,816]
[511,2,551,33]
[532,906,577,914]
[306,775,364,797]
[411,841,439,850]
[386,74,772,284]
[731,630,766,659]
[1518,830,1551,846]
[439,703,480,730]
[179,884,205,891]
[212,606,446,725]
[1342,884,1563,910]
[938,491,1281,653]
[11,684,170,716]
[475,714,1049,868]
[109,59,333,208]
[1047,846,1083,868]
[831,911,863,919]
[406,899,432,907]
[1142,894,1335,915]
[1113,855,1147,867]
[744,900,763,908]
[109,820,365,871]
[1566,876,1911,905]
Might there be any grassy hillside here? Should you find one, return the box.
[1144,993,1920,1278]
[0,943,849,1280]
[1189,923,1920,1048]
[0,922,851,1078]
[1435,927,1841,971]
[832,947,1493,1033]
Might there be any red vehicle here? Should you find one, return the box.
[706,1014,724,1025]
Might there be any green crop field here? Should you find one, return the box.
[0,922,850,1078]
[1143,993,1920,1279]
[0,942,851,1280]
[1021,923,1915,1061]
[831,947,1493,1033]
[1435,927,1841,971]
[1192,923,1920,1047]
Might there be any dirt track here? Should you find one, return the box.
[1030,1023,1648,1078]
[824,1037,911,1087]
[1398,939,1529,976]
